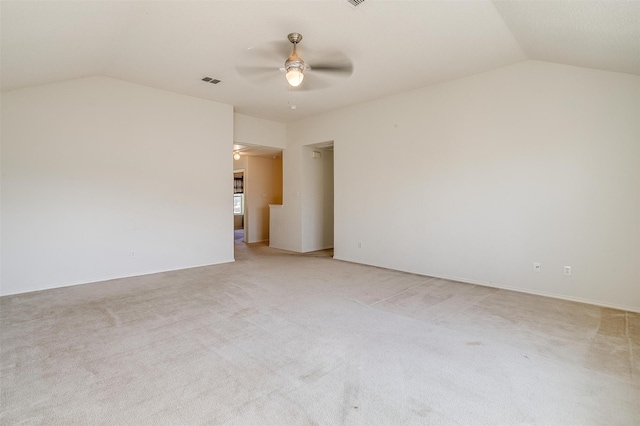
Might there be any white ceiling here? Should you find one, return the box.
[1,0,638,123]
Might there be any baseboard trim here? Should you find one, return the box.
[0,259,236,298]
[445,274,640,314]
[302,245,334,253]
[333,256,640,313]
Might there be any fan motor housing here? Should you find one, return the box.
[287,33,303,44]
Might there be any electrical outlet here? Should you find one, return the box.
[358,241,362,249]
[131,250,136,257]
[532,262,541,273]
[564,266,572,276]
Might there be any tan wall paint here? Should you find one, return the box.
[244,156,283,244]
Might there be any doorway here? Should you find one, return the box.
[302,141,334,252]
[233,144,283,250]
[233,169,245,243]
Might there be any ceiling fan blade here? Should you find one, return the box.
[305,49,353,76]
[309,63,353,75]
[236,66,279,77]
[236,66,283,86]
[243,40,291,64]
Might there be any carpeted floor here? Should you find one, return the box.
[1,240,638,425]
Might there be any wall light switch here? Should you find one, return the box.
[533,262,541,273]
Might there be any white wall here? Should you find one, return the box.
[283,60,640,312]
[1,76,234,296]
[270,143,304,252]
[301,146,334,252]
[234,113,286,149]
[245,156,282,243]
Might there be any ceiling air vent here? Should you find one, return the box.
[343,0,366,7]
[201,77,221,84]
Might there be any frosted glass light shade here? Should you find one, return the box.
[286,68,304,87]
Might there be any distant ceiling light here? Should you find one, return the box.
[290,104,297,110]
[233,151,241,160]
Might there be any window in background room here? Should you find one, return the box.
[234,194,244,215]
[234,174,244,215]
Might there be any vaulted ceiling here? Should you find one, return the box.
[1,1,638,123]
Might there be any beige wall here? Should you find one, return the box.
[280,60,640,311]
[234,214,244,230]
[1,76,234,295]
[244,156,283,243]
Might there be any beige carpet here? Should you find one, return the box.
[1,241,638,425]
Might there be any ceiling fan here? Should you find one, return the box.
[237,33,353,90]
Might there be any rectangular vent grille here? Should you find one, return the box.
[344,0,366,7]
[202,77,221,84]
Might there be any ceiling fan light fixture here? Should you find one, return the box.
[285,67,304,87]
[284,33,305,87]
